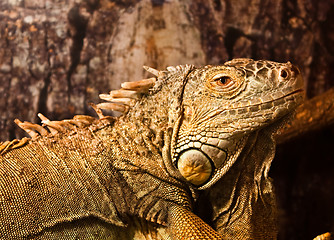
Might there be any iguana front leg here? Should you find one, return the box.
[168,205,222,239]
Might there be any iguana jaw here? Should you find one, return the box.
[171,90,303,189]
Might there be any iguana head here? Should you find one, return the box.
[99,58,304,190]
[171,58,304,189]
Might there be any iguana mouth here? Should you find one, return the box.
[234,88,305,110]
[282,89,304,98]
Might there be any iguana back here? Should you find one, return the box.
[0,59,304,239]
[0,117,192,239]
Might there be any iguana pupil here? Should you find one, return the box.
[216,76,231,85]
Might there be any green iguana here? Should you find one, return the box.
[0,58,305,239]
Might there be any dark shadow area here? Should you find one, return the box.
[272,127,334,240]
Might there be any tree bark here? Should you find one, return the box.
[1,0,333,239]
[276,87,334,144]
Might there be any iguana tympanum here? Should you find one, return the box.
[0,59,304,239]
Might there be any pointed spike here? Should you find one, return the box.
[38,113,50,122]
[0,140,18,154]
[27,122,48,136]
[107,98,134,106]
[0,138,30,155]
[12,137,29,149]
[14,119,38,138]
[56,120,77,130]
[99,94,133,106]
[167,66,176,71]
[14,118,23,126]
[143,66,160,77]
[37,113,58,135]
[99,93,113,102]
[89,103,104,119]
[96,102,127,113]
[72,115,96,125]
[65,120,85,128]
[121,78,156,91]
[110,89,139,99]
[37,114,64,135]
[0,141,10,153]
[42,122,65,135]
[65,117,94,128]
[14,119,48,138]
[21,127,39,139]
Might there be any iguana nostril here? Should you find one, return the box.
[280,69,288,79]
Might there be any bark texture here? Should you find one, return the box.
[0,0,333,239]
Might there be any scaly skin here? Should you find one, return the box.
[0,59,304,239]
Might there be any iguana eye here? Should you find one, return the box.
[205,68,246,98]
[208,73,239,93]
[214,76,232,86]
[211,74,236,89]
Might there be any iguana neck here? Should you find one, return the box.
[108,115,165,158]
[94,116,193,226]
[199,126,279,239]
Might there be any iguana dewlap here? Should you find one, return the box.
[0,59,305,239]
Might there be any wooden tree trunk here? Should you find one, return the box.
[1,0,333,239]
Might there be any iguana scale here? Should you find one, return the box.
[0,58,305,239]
